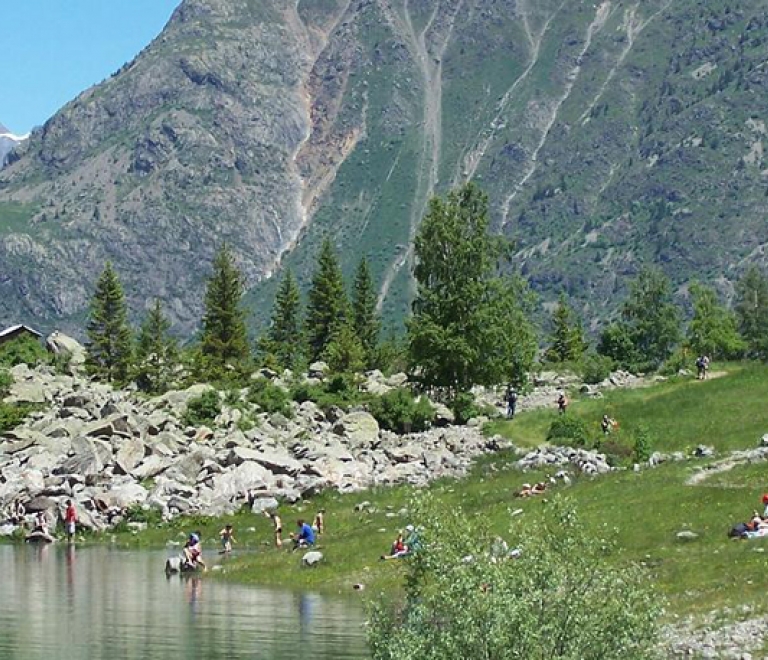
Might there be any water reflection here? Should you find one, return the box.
[0,545,368,660]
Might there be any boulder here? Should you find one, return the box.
[335,412,379,446]
[308,362,329,379]
[131,455,172,481]
[97,483,148,509]
[250,497,279,515]
[57,438,104,476]
[6,380,47,405]
[115,438,147,474]
[45,331,86,367]
[302,551,323,567]
[211,462,275,501]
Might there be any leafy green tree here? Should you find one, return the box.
[200,244,250,375]
[686,282,745,359]
[306,238,349,362]
[546,294,587,363]
[259,269,304,371]
[322,321,365,374]
[352,257,381,367]
[86,262,133,383]
[407,183,538,397]
[368,494,661,660]
[599,267,680,371]
[734,266,768,359]
[133,299,178,394]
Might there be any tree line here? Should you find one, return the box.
[84,182,768,405]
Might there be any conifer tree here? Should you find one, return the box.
[86,262,133,383]
[546,294,587,363]
[259,269,304,371]
[323,321,366,374]
[735,266,768,359]
[352,257,381,367]
[306,238,349,362]
[200,244,250,375]
[134,299,178,394]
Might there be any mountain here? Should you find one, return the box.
[0,123,28,168]
[1,0,768,336]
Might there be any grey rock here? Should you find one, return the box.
[302,551,323,567]
[250,497,279,515]
[115,438,147,474]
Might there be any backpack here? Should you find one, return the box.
[728,522,749,538]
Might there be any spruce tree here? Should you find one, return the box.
[259,269,304,371]
[200,244,250,375]
[86,262,133,383]
[735,266,768,359]
[323,320,366,374]
[134,299,178,394]
[306,238,349,362]
[352,257,381,367]
[547,294,587,363]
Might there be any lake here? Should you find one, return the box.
[0,544,369,660]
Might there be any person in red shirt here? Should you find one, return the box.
[64,500,77,542]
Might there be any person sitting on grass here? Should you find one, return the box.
[219,524,236,554]
[291,519,315,551]
[381,531,409,560]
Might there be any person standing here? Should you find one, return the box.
[557,392,568,414]
[313,509,325,536]
[64,501,77,542]
[267,511,283,548]
[505,385,518,419]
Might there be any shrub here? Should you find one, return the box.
[547,415,592,448]
[0,369,11,396]
[450,392,482,425]
[0,402,36,434]
[368,388,435,434]
[0,335,49,369]
[368,494,661,660]
[580,352,614,385]
[248,378,292,417]
[597,437,634,467]
[632,425,654,463]
[182,390,221,427]
[660,348,690,376]
[290,374,369,412]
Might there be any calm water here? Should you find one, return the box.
[0,544,369,660]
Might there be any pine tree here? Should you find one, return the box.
[134,299,178,394]
[547,294,587,363]
[407,183,538,396]
[259,269,304,371]
[686,282,745,359]
[200,244,250,375]
[323,321,366,374]
[86,262,133,383]
[734,266,768,359]
[352,257,380,367]
[306,238,349,362]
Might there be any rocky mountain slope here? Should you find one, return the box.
[1,0,767,335]
[0,123,27,168]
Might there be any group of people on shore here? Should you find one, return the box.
[4,499,78,543]
[729,495,768,539]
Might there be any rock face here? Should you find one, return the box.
[2,1,768,335]
[0,366,511,532]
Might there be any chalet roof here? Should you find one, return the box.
[0,324,43,340]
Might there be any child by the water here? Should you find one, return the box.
[313,509,325,535]
[219,524,236,553]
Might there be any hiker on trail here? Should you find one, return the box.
[505,385,518,419]
[695,355,711,380]
[291,519,315,550]
[381,531,409,560]
[64,500,77,542]
[219,524,236,554]
[267,511,283,548]
[313,509,325,536]
[557,392,568,414]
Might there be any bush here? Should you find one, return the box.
[368,388,435,434]
[0,369,11,396]
[0,335,49,369]
[597,437,634,467]
[290,374,369,412]
[660,348,690,376]
[580,352,614,385]
[368,494,661,660]
[450,392,482,425]
[547,415,592,448]
[632,426,654,463]
[182,390,221,427]
[248,378,292,417]
[0,402,36,434]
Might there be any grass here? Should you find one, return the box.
[89,364,768,620]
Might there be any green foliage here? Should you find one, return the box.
[322,321,365,375]
[450,391,483,425]
[86,262,133,383]
[547,415,592,448]
[686,282,745,359]
[0,335,49,368]
[258,269,305,371]
[306,238,349,362]
[368,388,434,434]
[734,266,768,360]
[0,402,36,433]
[352,257,381,367]
[0,369,11,395]
[632,425,654,463]
[408,183,538,396]
[367,494,661,660]
[372,332,408,376]
[546,294,587,363]
[133,299,179,394]
[200,244,250,377]
[579,351,614,385]
[290,373,368,412]
[182,390,221,428]
[247,378,292,417]
[599,268,681,372]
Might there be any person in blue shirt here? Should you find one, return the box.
[291,519,315,550]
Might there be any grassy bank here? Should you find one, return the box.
[102,364,768,617]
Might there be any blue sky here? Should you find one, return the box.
[2,1,180,134]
